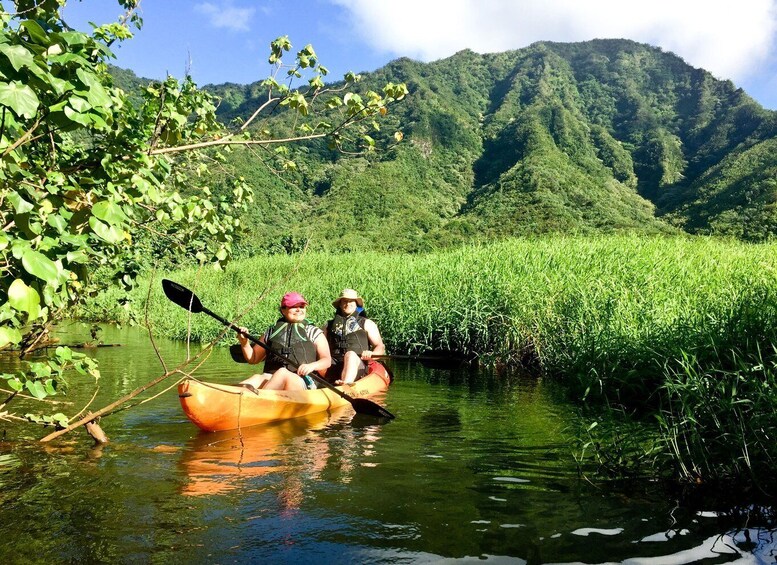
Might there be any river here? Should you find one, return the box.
[0,322,774,563]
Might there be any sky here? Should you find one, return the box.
[59,0,777,109]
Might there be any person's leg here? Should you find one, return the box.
[263,368,307,390]
[340,351,366,384]
[239,373,271,390]
[322,362,343,384]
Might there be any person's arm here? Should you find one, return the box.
[296,333,332,376]
[237,327,267,364]
[361,319,385,359]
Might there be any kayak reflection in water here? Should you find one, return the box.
[323,288,385,385]
[180,410,384,513]
[236,292,331,391]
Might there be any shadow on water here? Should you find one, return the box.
[0,322,775,562]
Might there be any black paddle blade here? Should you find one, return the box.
[229,343,247,363]
[162,279,203,314]
[351,397,395,420]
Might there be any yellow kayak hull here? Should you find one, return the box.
[178,362,391,432]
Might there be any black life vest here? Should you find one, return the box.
[326,313,369,362]
[263,318,317,373]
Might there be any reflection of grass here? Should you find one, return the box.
[87,234,777,483]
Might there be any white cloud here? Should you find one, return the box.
[195,2,256,33]
[332,0,777,81]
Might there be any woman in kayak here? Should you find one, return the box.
[236,291,331,391]
[324,288,385,385]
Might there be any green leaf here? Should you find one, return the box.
[8,279,41,320]
[20,20,49,44]
[65,249,89,264]
[7,191,34,214]
[63,105,92,127]
[0,327,23,348]
[25,380,47,400]
[0,44,36,72]
[44,379,57,396]
[0,81,40,119]
[46,213,68,233]
[21,249,61,285]
[89,216,124,243]
[7,378,23,392]
[68,95,91,113]
[92,201,128,225]
[50,413,68,427]
[76,69,113,108]
[53,347,72,361]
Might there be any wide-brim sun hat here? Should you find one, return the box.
[281,291,308,308]
[333,288,364,308]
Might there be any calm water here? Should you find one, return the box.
[0,322,774,564]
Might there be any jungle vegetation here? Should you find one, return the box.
[157,38,777,255]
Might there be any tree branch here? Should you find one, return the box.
[3,116,42,157]
[148,132,328,155]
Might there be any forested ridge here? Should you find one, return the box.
[112,40,770,253]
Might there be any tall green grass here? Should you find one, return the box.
[92,234,777,390]
[85,234,777,484]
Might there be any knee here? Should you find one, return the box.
[343,351,360,364]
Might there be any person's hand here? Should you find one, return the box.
[360,350,373,360]
[236,327,249,346]
[296,363,315,376]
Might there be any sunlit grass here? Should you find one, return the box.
[86,233,777,484]
[96,233,777,391]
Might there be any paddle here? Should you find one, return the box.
[162,279,395,420]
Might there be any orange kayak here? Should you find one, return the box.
[178,362,392,432]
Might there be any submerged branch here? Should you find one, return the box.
[39,365,183,442]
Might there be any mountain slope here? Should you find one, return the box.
[113,39,777,252]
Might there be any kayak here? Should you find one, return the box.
[177,361,392,432]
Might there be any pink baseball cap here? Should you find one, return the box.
[281,292,308,308]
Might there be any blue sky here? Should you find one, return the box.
[62,0,777,109]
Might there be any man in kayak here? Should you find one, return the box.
[236,292,331,391]
[324,288,385,385]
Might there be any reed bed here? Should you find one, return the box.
[98,234,777,390]
[87,233,777,484]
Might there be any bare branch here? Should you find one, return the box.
[3,116,42,157]
[148,132,328,155]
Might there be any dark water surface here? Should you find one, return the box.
[0,322,775,563]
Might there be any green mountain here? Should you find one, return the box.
[115,39,777,253]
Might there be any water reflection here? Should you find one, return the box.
[180,410,348,497]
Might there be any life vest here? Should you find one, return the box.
[327,313,369,362]
[263,318,317,373]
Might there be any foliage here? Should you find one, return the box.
[0,0,405,430]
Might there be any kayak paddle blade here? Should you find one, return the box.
[351,397,395,420]
[162,279,204,314]
[229,343,247,363]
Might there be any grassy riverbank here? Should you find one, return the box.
[87,234,777,485]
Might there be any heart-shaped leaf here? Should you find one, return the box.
[8,278,41,319]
